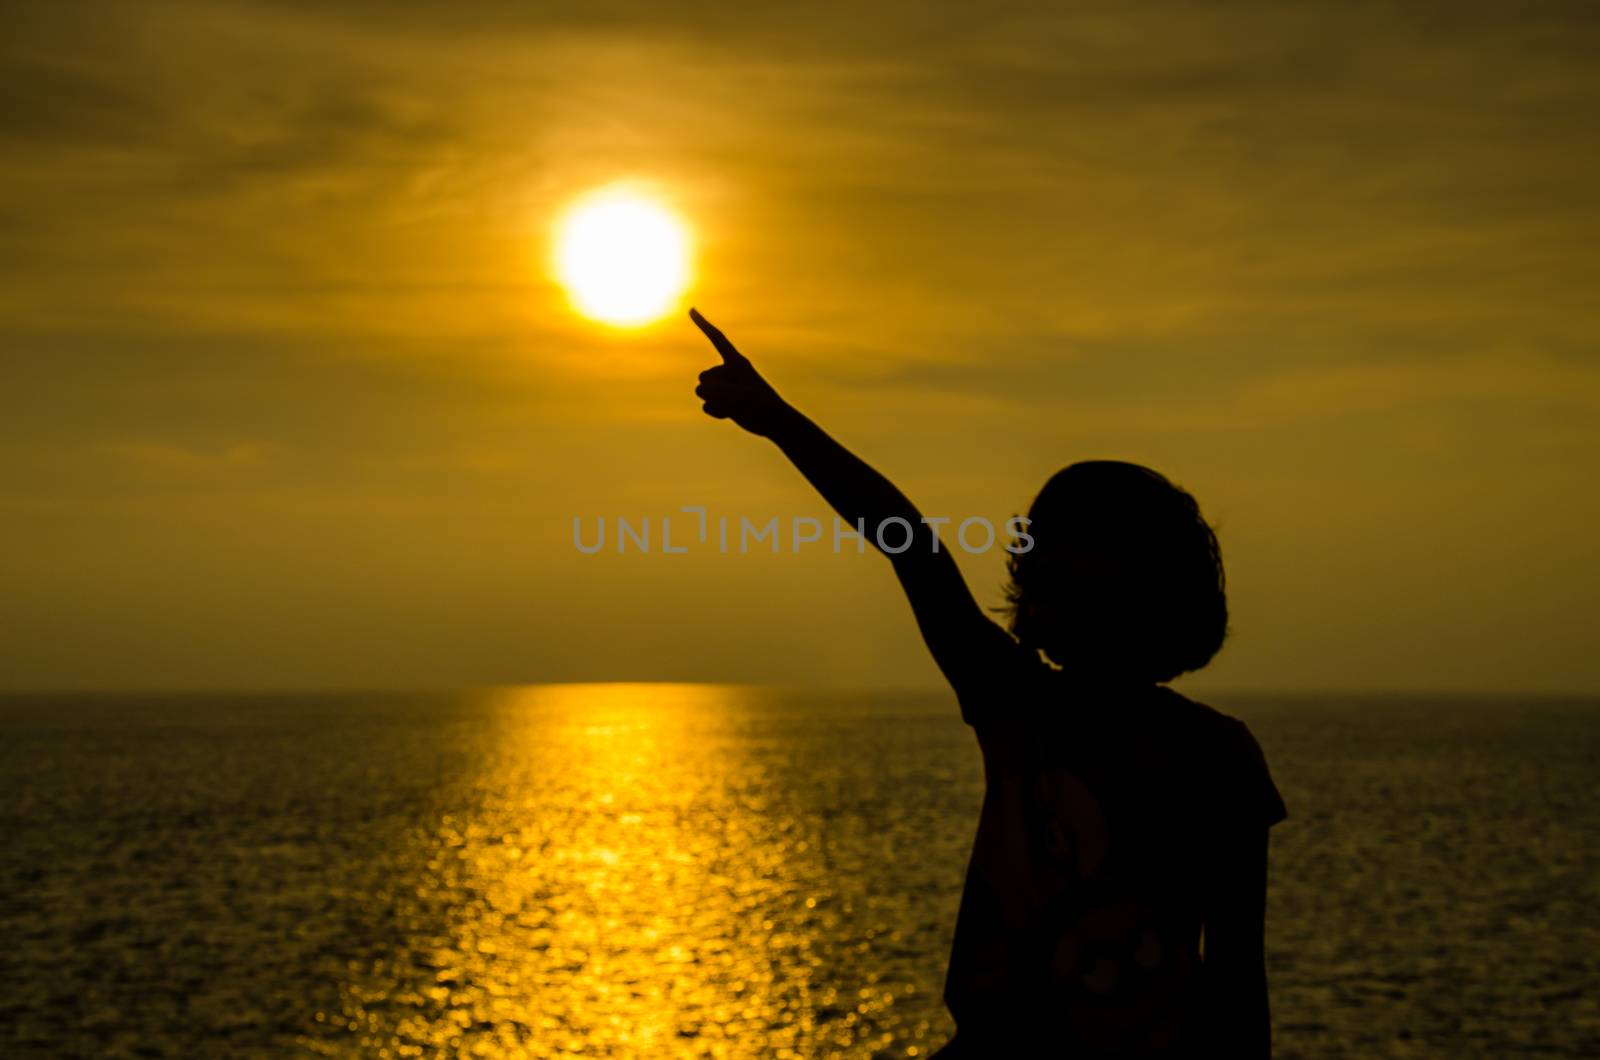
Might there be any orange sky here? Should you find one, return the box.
[1,1,1596,692]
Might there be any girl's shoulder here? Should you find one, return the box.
[1144,688,1288,827]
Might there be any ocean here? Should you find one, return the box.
[1,687,1595,1058]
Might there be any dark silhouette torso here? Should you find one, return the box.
[943,679,1286,1057]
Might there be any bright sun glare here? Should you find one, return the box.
[553,188,692,327]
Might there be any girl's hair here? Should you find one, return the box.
[1001,461,1227,683]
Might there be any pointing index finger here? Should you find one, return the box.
[689,307,746,365]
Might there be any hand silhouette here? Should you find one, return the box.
[690,308,790,437]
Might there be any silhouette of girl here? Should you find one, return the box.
[690,309,1287,1057]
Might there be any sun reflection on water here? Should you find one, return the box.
[316,684,963,1058]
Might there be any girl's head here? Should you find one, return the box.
[1003,461,1226,684]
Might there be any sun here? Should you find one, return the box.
[553,187,692,327]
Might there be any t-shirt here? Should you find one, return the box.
[942,666,1287,1057]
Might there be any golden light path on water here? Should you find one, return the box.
[317,684,972,1058]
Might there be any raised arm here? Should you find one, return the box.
[689,308,1024,701]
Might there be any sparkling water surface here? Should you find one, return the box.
[2,687,1596,1058]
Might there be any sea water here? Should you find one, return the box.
[1,687,1595,1058]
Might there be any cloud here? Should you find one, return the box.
[107,440,278,477]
